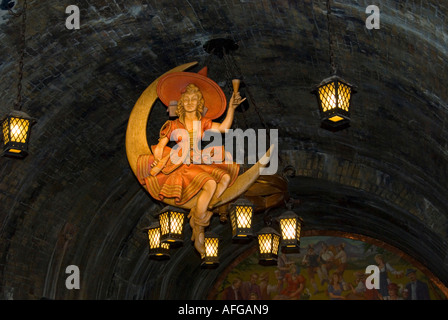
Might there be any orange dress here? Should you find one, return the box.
[137,117,240,205]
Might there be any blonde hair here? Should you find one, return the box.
[176,84,205,123]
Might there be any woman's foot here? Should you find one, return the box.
[194,226,205,259]
[188,208,196,241]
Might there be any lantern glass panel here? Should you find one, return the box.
[318,82,337,112]
[230,199,253,238]
[205,236,219,258]
[337,82,351,112]
[280,218,297,240]
[160,210,185,240]
[2,119,9,144]
[148,227,161,249]
[147,224,170,258]
[170,211,185,234]
[231,204,252,230]
[236,205,252,229]
[272,233,280,255]
[159,212,169,235]
[9,117,30,144]
[296,222,302,240]
[258,233,272,254]
[258,233,280,255]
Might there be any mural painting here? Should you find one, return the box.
[211,234,447,300]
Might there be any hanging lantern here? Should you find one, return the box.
[1,111,35,158]
[147,222,170,259]
[158,206,186,244]
[311,75,356,130]
[257,227,281,265]
[278,211,304,252]
[2,0,36,159]
[310,0,357,131]
[229,198,254,240]
[202,232,220,267]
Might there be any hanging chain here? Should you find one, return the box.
[227,53,269,131]
[9,0,28,111]
[224,53,249,129]
[326,0,337,75]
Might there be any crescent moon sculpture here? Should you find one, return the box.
[125,62,273,210]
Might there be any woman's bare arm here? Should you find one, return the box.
[152,136,169,167]
[211,92,246,133]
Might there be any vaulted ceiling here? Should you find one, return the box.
[0,0,447,299]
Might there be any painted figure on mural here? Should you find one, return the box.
[327,272,346,300]
[222,277,243,300]
[137,67,245,258]
[404,268,430,300]
[241,273,262,300]
[302,244,320,294]
[374,253,404,299]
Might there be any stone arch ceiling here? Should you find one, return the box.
[0,0,447,299]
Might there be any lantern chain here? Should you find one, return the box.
[226,52,269,131]
[326,0,337,75]
[9,0,28,111]
[223,52,246,129]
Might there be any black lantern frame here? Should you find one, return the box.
[311,75,356,131]
[158,206,186,244]
[256,227,281,265]
[1,110,35,158]
[201,231,220,267]
[229,197,254,240]
[278,211,304,253]
[147,222,170,260]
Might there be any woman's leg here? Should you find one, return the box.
[191,180,217,257]
[208,174,230,209]
[197,180,217,214]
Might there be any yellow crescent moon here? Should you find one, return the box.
[125,62,274,210]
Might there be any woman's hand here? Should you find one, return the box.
[211,92,246,132]
[152,144,164,167]
[151,158,159,168]
[229,91,246,110]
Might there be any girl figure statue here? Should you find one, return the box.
[137,68,245,258]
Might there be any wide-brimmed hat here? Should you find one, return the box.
[157,67,227,120]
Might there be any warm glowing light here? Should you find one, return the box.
[312,75,356,130]
[229,198,254,239]
[280,218,296,240]
[278,211,303,252]
[147,222,170,259]
[202,232,220,267]
[205,237,218,258]
[1,112,35,158]
[148,227,161,249]
[257,227,281,264]
[329,115,344,122]
[11,124,21,137]
[236,207,252,228]
[158,206,186,243]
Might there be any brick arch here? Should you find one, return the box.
[280,149,448,239]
